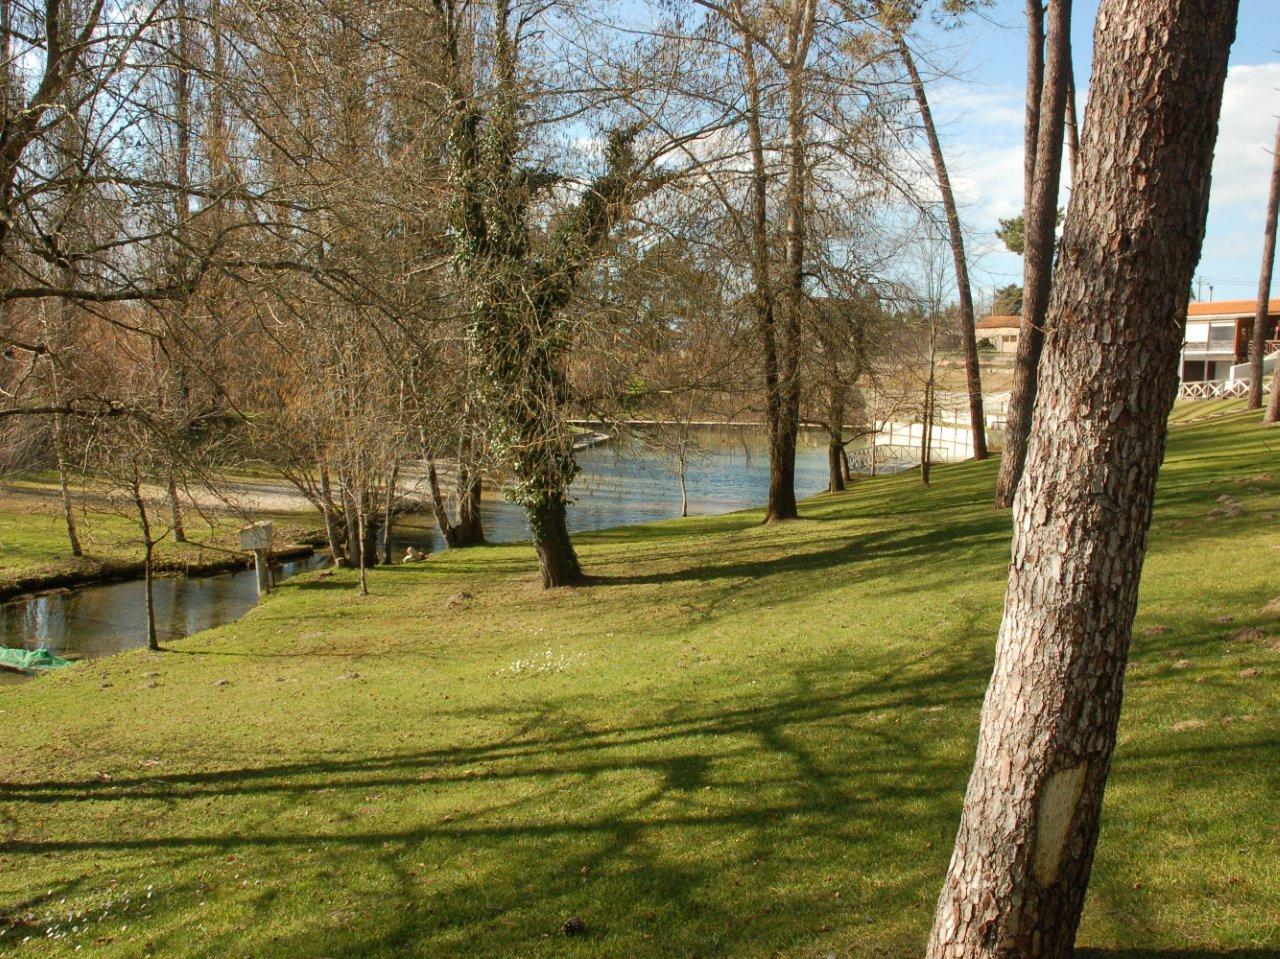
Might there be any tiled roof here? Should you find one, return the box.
[976,314,1021,331]
[1187,299,1280,317]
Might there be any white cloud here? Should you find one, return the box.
[1207,63,1280,208]
[926,62,1280,296]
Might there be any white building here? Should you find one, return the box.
[975,314,1021,355]
[977,300,1279,383]
[1180,299,1279,383]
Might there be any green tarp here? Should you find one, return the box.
[0,647,72,673]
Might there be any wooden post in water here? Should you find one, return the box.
[239,522,274,600]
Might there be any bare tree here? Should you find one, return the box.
[927,2,1238,955]
[882,4,987,461]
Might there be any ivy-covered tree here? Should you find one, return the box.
[435,0,672,588]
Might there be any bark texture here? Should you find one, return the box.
[927,2,1237,957]
[899,39,987,461]
[1247,118,1280,410]
[766,0,817,524]
[529,495,582,589]
[996,0,1072,509]
[428,461,486,549]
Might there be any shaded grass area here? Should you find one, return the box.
[0,483,321,599]
[0,413,1277,957]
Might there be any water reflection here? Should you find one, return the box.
[443,426,836,548]
[2,427,881,678]
[0,554,328,682]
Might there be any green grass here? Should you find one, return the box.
[1168,396,1251,425]
[0,484,318,596]
[1,413,1277,957]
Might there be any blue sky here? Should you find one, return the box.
[913,0,1280,308]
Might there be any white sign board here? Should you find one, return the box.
[239,522,274,553]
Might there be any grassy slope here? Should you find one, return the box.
[0,413,1276,958]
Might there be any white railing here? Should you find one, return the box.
[1177,378,1272,400]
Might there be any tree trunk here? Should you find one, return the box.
[428,461,486,549]
[132,480,160,652]
[320,467,347,567]
[382,462,399,566]
[355,496,369,596]
[920,379,933,486]
[1267,356,1280,423]
[899,39,988,461]
[995,0,1072,508]
[737,23,789,525]
[768,0,817,524]
[529,496,584,588]
[827,440,845,492]
[1247,118,1280,410]
[840,444,852,483]
[52,411,82,557]
[678,460,689,517]
[427,461,462,549]
[1065,63,1080,186]
[343,491,362,571]
[927,3,1237,955]
[455,464,486,546]
[167,472,186,543]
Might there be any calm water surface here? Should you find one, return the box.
[2,428,862,677]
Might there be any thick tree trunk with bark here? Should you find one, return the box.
[927,3,1237,956]
[899,40,987,461]
[995,0,1072,508]
[1268,359,1280,423]
[529,495,583,588]
[1247,119,1280,410]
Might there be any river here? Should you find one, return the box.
[1,427,866,679]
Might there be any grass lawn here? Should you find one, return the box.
[0,482,320,597]
[0,412,1277,957]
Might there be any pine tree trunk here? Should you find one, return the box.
[1267,359,1280,423]
[1247,118,1280,410]
[927,3,1237,955]
[899,39,987,461]
[995,0,1072,508]
[529,496,584,588]
[1065,64,1080,185]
